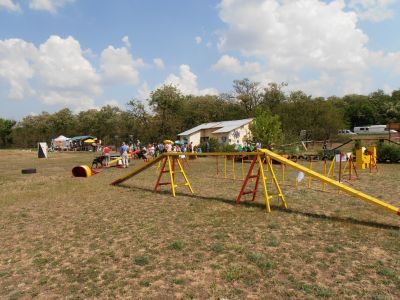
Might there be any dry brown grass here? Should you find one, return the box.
[0,150,399,299]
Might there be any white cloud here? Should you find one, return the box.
[0,39,37,99]
[137,81,151,100]
[28,0,75,13]
[153,58,165,69]
[100,46,144,85]
[218,0,368,71]
[0,35,151,112]
[348,0,396,22]
[0,35,101,111]
[212,54,261,74]
[0,0,21,12]
[164,64,218,96]
[122,35,131,48]
[217,0,400,96]
[195,36,202,44]
[103,99,123,109]
[35,36,101,109]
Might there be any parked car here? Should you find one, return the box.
[338,129,356,135]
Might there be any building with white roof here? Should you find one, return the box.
[178,118,253,146]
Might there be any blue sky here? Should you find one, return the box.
[1,0,400,120]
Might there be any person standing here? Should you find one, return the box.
[322,140,328,156]
[120,142,129,168]
[188,142,193,153]
[206,141,210,152]
[102,145,111,167]
[165,142,172,152]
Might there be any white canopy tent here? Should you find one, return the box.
[52,135,71,150]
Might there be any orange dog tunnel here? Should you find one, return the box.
[72,165,92,177]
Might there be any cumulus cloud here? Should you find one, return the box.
[216,0,400,96]
[103,99,123,109]
[0,35,101,111]
[218,0,368,71]
[195,36,202,44]
[164,64,218,96]
[0,0,21,12]
[100,46,144,85]
[122,35,131,48]
[0,39,37,99]
[28,0,75,13]
[212,54,261,74]
[348,0,397,22]
[137,81,151,100]
[153,58,165,69]
[35,35,101,109]
[0,35,150,112]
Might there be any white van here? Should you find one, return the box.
[353,126,370,134]
[354,125,397,134]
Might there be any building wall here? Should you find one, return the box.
[203,128,220,138]
[187,130,202,146]
[226,123,252,146]
[212,133,229,144]
[180,122,252,146]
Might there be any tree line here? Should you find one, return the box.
[1,79,400,148]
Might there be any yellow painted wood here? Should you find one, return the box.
[111,154,164,185]
[232,156,235,180]
[224,156,227,179]
[266,157,287,209]
[176,159,194,194]
[259,149,400,216]
[167,156,176,197]
[241,157,245,180]
[257,155,271,213]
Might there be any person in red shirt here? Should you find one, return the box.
[102,145,111,167]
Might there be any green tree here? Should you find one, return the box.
[0,118,16,147]
[276,97,346,141]
[126,98,154,142]
[48,108,77,137]
[260,82,287,112]
[11,112,53,147]
[179,94,247,133]
[249,109,282,147]
[150,85,184,140]
[232,78,262,115]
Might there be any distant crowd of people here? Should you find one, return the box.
[101,139,262,168]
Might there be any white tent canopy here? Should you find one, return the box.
[52,135,71,149]
[54,135,69,141]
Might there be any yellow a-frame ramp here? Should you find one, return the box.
[111,154,165,185]
[259,149,400,216]
[111,151,400,217]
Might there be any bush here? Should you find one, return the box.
[377,143,400,163]
[199,137,242,153]
[200,137,219,152]
[220,144,236,152]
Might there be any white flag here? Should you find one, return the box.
[296,171,305,183]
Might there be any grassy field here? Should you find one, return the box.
[0,150,399,299]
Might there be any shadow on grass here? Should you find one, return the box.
[117,183,400,231]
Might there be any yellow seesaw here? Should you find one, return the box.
[111,150,400,217]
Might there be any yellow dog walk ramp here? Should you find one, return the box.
[259,149,400,217]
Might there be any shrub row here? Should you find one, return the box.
[377,143,400,163]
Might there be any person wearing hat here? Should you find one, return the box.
[165,141,172,152]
